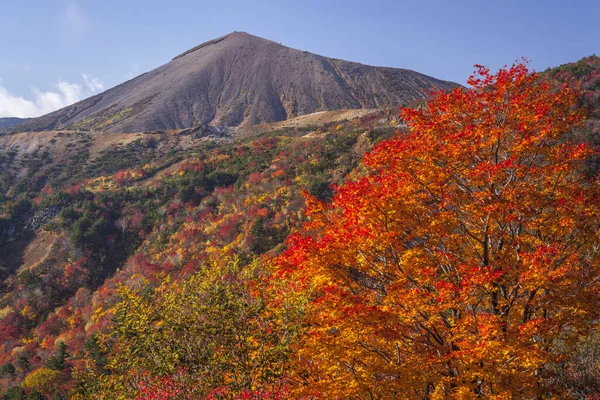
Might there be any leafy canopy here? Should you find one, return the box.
[278,62,600,398]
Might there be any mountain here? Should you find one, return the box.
[13,32,458,133]
[0,54,598,398]
[0,117,29,130]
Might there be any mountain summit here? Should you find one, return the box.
[15,32,458,133]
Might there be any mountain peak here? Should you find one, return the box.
[14,34,459,133]
[172,32,278,61]
[224,31,257,38]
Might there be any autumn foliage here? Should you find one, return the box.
[1,60,600,399]
[277,63,600,398]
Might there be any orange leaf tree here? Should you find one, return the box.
[277,63,600,398]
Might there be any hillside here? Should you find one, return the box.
[544,54,600,174]
[0,117,28,130]
[544,54,600,112]
[0,109,402,398]
[12,32,457,133]
[0,57,598,398]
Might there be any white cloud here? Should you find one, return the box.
[59,1,92,44]
[83,74,104,92]
[0,75,104,118]
[126,63,141,80]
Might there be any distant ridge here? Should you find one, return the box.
[0,117,29,130]
[14,32,459,133]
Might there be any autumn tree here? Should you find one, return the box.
[22,368,64,398]
[277,63,600,398]
[77,256,304,399]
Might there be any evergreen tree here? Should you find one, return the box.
[45,341,69,371]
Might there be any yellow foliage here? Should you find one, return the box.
[20,305,36,320]
[22,368,63,395]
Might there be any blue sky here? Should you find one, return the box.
[1,0,598,117]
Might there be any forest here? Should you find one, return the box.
[0,57,599,399]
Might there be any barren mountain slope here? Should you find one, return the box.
[13,32,458,133]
